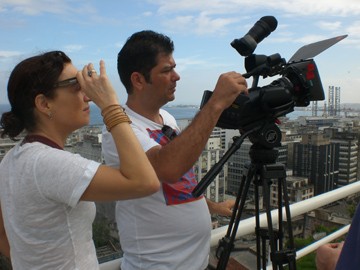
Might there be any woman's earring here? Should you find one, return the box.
[48,111,53,119]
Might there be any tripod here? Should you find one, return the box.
[216,145,296,270]
[192,122,297,270]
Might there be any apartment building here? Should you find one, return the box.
[293,132,340,195]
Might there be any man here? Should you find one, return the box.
[316,203,360,270]
[102,30,248,270]
[316,242,343,270]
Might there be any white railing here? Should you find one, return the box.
[295,224,349,260]
[100,258,122,270]
[100,181,360,270]
[210,181,360,246]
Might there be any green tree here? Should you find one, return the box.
[348,203,357,218]
[296,252,316,270]
[293,236,313,250]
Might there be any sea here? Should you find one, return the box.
[88,105,314,125]
[0,103,314,126]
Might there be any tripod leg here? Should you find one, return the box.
[261,170,278,270]
[254,172,268,270]
[216,164,256,270]
[263,164,297,270]
[215,174,245,264]
[254,173,262,270]
[280,175,297,270]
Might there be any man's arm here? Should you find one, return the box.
[0,205,10,258]
[147,72,248,183]
[206,198,235,216]
[316,242,343,270]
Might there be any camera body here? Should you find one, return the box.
[200,58,324,131]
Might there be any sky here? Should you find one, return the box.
[0,0,359,107]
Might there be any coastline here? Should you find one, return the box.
[0,103,358,126]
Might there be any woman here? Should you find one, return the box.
[0,51,160,269]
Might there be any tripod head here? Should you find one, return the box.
[245,120,282,150]
[192,119,281,198]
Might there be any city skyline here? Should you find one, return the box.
[0,0,360,106]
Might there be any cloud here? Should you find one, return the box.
[64,44,84,53]
[269,0,360,16]
[115,42,124,49]
[150,0,360,16]
[0,0,72,15]
[193,12,239,35]
[318,21,342,31]
[346,21,360,37]
[166,12,239,36]
[0,50,22,58]
[148,0,360,41]
[142,11,152,17]
[294,34,330,44]
[0,0,125,29]
[175,56,211,72]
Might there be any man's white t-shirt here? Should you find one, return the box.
[0,142,100,270]
[102,105,212,270]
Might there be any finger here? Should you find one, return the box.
[87,63,97,77]
[77,65,88,85]
[87,63,94,71]
[99,60,106,76]
[81,64,90,79]
[243,78,248,88]
[76,69,84,85]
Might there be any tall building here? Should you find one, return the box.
[226,139,252,197]
[328,86,341,116]
[293,133,339,195]
[194,137,225,203]
[312,101,318,116]
[327,129,359,187]
[209,127,227,150]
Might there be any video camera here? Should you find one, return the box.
[200,16,347,136]
[193,20,347,270]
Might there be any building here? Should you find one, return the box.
[66,125,103,163]
[297,116,339,128]
[226,139,252,197]
[194,137,225,204]
[328,129,359,187]
[270,175,314,207]
[328,86,341,117]
[293,132,339,195]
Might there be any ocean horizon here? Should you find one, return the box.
[88,104,317,125]
[0,103,316,126]
[88,105,203,125]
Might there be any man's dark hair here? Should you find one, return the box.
[117,30,174,94]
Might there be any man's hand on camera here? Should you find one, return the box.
[209,72,248,111]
